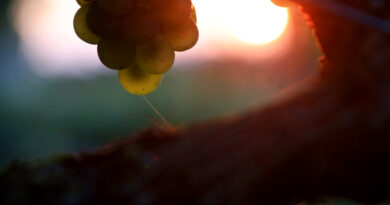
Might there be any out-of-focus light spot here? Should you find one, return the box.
[223,0,288,44]
[11,0,101,76]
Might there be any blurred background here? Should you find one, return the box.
[0,0,321,167]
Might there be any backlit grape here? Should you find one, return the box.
[76,0,94,6]
[87,2,124,39]
[163,18,199,52]
[123,8,160,44]
[97,38,136,70]
[136,36,175,74]
[118,63,163,95]
[156,0,192,25]
[97,0,135,16]
[74,5,100,44]
[136,0,156,9]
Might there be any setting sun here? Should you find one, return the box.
[223,0,289,45]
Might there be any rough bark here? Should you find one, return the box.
[1,0,390,204]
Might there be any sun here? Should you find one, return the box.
[223,0,289,45]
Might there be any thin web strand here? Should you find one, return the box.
[142,95,174,132]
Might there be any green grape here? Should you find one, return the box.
[96,0,135,16]
[97,38,136,70]
[270,0,295,7]
[156,0,192,25]
[73,5,100,45]
[123,8,160,44]
[87,2,124,39]
[163,18,199,52]
[118,63,163,95]
[190,4,197,24]
[136,35,175,74]
[76,0,94,6]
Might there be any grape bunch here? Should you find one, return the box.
[74,0,199,95]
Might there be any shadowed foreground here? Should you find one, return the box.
[1,0,390,204]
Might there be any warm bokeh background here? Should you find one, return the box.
[0,0,321,167]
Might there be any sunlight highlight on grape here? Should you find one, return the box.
[163,19,199,52]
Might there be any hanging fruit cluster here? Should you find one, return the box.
[74,0,199,95]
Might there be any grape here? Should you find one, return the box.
[74,5,100,45]
[156,0,192,25]
[190,4,197,24]
[97,38,136,70]
[270,0,295,7]
[118,63,163,95]
[96,0,135,16]
[162,18,199,52]
[136,0,155,9]
[123,8,160,44]
[136,36,175,74]
[87,2,124,39]
[76,0,94,6]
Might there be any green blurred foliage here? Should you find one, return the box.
[0,64,279,166]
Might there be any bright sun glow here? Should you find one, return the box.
[223,0,288,44]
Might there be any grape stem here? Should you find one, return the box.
[291,0,390,34]
[142,95,175,133]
